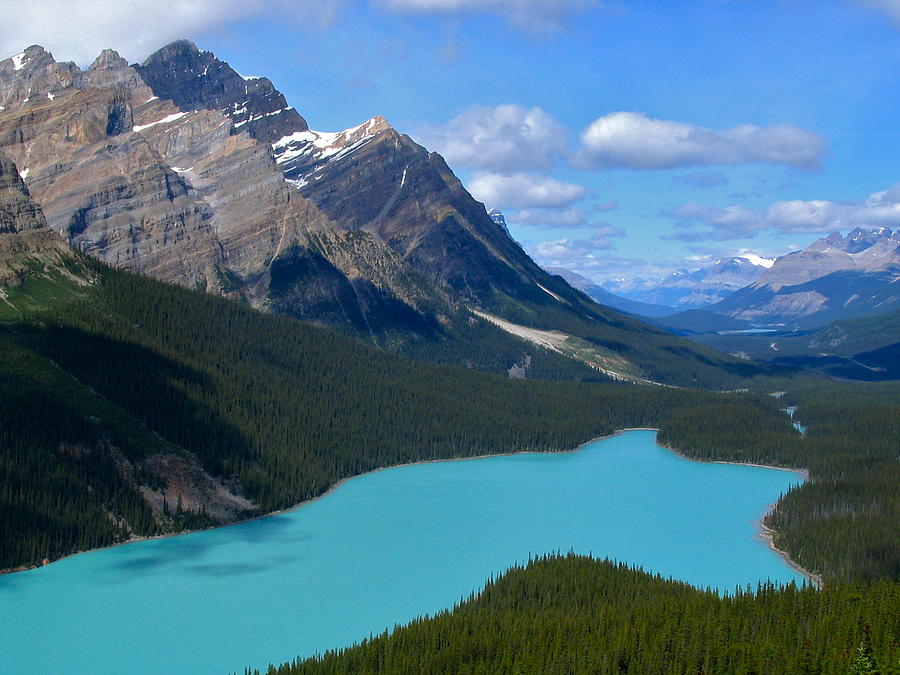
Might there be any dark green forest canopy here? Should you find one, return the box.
[0,263,754,570]
[254,554,900,675]
[1,263,897,586]
[0,262,896,675]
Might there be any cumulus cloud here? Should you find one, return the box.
[413,104,568,173]
[512,207,589,228]
[1,0,342,65]
[667,182,900,241]
[468,172,589,209]
[374,0,601,31]
[528,226,624,268]
[574,112,827,170]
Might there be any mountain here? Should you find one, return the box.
[0,41,772,388]
[0,149,91,312]
[545,267,674,317]
[601,255,773,310]
[0,149,775,570]
[709,228,899,328]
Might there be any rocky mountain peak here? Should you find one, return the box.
[0,45,81,107]
[751,226,899,293]
[89,49,128,70]
[2,45,53,73]
[84,49,147,93]
[134,40,308,142]
[487,208,510,235]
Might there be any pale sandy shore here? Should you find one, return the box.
[4,427,819,586]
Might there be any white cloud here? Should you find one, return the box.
[468,172,589,209]
[529,226,623,268]
[1,0,341,66]
[374,0,600,30]
[667,182,900,241]
[851,0,900,24]
[413,104,568,173]
[574,111,827,170]
[511,207,588,228]
[666,203,763,241]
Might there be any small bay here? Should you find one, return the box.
[0,430,805,674]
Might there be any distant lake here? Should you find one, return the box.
[0,430,805,675]
[719,328,779,334]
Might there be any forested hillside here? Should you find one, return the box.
[259,554,899,675]
[0,259,773,571]
[3,260,898,587]
[1,243,896,675]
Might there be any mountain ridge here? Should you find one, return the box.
[601,255,773,310]
[709,227,899,328]
[0,40,770,388]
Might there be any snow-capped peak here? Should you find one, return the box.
[740,253,775,268]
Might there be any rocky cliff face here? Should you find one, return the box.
[134,40,308,143]
[272,115,569,306]
[0,42,454,335]
[0,40,580,338]
[0,151,44,234]
[0,150,83,288]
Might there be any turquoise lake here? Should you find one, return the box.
[0,430,806,674]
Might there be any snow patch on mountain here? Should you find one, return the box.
[132,112,189,133]
[742,253,775,268]
[272,116,389,188]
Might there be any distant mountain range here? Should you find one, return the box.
[545,267,674,318]
[548,227,899,379]
[709,227,899,328]
[600,255,774,310]
[0,41,763,389]
[562,227,898,329]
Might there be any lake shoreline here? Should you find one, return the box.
[2,427,818,587]
[660,443,818,587]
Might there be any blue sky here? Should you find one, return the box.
[6,0,900,282]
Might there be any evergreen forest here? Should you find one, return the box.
[0,260,897,674]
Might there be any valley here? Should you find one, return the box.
[0,28,897,675]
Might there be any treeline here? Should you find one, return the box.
[252,553,900,675]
